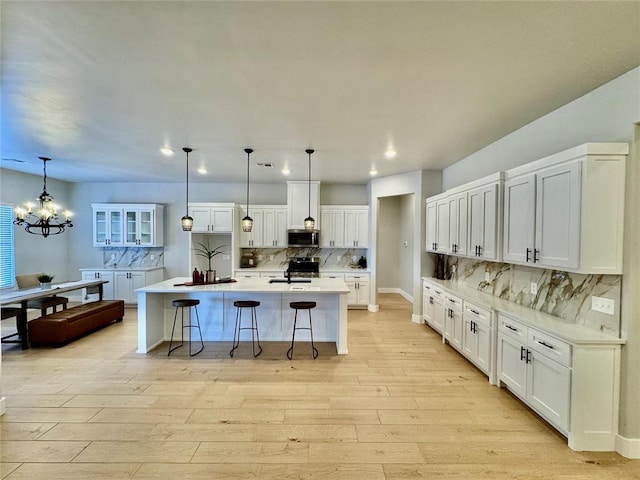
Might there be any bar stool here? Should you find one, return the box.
[230,300,262,358]
[168,299,204,357]
[287,301,318,360]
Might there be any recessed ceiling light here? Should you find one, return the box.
[160,147,174,156]
[369,169,378,176]
[197,166,208,175]
[384,149,396,159]
[282,167,291,175]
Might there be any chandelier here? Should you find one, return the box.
[14,157,73,238]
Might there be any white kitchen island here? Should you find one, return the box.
[136,277,350,354]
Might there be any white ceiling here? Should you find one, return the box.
[1,1,638,184]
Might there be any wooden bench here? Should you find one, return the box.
[28,300,125,346]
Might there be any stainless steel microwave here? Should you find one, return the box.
[287,229,319,248]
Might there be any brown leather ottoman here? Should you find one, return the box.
[29,300,125,346]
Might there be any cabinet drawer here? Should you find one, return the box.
[464,301,491,328]
[498,314,527,341]
[430,284,445,301]
[444,293,463,312]
[321,273,345,280]
[528,329,571,368]
[345,273,369,282]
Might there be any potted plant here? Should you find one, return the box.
[37,273,54,289]
[193,241,226,283]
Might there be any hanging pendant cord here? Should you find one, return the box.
[246,150,250,211]
[308,151,311,217]
[40,157,50,195]
[183,148,192,215]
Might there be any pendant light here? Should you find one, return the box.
[13,157,73,237]
[241,148,254,232]
[304,148,315,231]
[181,147,194,231]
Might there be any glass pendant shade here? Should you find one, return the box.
[181,215,193,231]
[304,216,315,231]
[241,215,253,232]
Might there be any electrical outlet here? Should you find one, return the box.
[592,296,615,315]
[270,255,274,261]
[451,264,457,274]
[258,255,263,261]
[337,255,341,262]
[530,282,538,295]
[110,254,115,260]
[353,255,358,262]
[150,254,154,260]
[484,271,490,282]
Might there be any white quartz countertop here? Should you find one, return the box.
[236,267,370,273]
[79,266,165,272]
[423,277,624,346]
[138,277,350,294]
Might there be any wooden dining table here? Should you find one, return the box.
[0,279,108,349]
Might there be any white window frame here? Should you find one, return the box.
[0,204,16,289]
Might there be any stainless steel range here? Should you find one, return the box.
[287,257,320,278]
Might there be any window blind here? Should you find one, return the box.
[0,204,16,289]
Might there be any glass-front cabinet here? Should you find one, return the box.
[93,207,123,246]
[92,204,164,247]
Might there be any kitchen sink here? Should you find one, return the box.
[268,278,312,284]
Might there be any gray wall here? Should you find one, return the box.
[0,169,72,282]
[0,175,366,283]
[399,194,414,297]
[377,196,401,289]
[442,67,640,449]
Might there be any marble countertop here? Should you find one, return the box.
[423,277,624,346]
[138,276,351,294]
[79,266,165,272]
[235,267,370,273]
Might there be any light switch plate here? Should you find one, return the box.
[592,296,615,315]
[530,282,538,295]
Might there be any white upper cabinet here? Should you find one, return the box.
[425,193,448,253]
[263,208,287,247]
[189,203,234,233]
[287,181,320,230]
[320,208,346,247]
[320,206,368,248]
[92,204,163,247]
[240,206,287,247]
[344,207,369,248]
[468,178,501,261]
[448,191,468,256]
[503,143,627,273]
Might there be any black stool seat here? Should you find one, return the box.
[172,299,200,308]
[287,301,318,360]
[289,301,316,310]
[168,298,203,356]
[233,300,260,308]
[230,299,262,358]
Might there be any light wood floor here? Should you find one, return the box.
[1,294,638,479]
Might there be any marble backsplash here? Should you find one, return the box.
[443,256,621,336]
[240,247,367,270]
[102,247,164,268]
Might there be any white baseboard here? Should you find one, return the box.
[411,314,423,324]
[368,304,379,312]
[378,287,413,303]
[0,396,5,416]
[616,434,640,458]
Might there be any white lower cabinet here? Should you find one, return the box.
[80,270,115,300]
[80,268,163,304]
[498,315,570,434]
[422,279,622,452]
[234,270,261,279]
[345,273,369,308]
[443,292,463,351]
[462,301,494,383]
